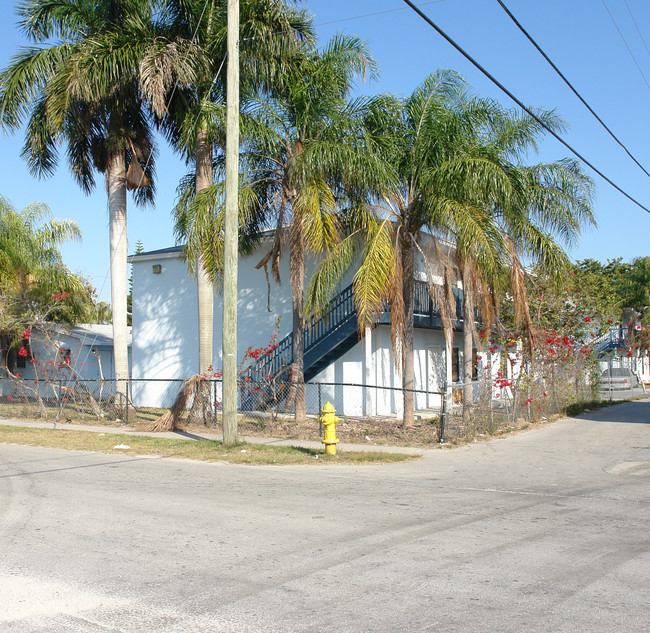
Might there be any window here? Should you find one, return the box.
[451,347,459,383]
[472,349,478,381]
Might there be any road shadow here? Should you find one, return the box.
[171,430,219,441]
[573,398,650,424]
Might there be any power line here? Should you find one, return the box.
[400,0,650,215]
[623,0,650,63]
[314,0,446,29]
[495,0,650,180]
[241,0,447,42]
[601,0,650,91]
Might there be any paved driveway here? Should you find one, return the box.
[1,400,649,632]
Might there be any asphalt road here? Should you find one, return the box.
[1,401,649,633]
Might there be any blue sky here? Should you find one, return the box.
[1,0,650,302]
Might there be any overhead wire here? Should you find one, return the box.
[400,0,650,215]
[601,0,650,91]
[495,0,650,180]
[241,0,447,42]
[623,0,650,62]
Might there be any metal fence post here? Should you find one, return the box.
[439,384,447,443]
[125,381,129,426]
[318,383,323,438]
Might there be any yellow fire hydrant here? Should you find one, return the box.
[320,401,340,455]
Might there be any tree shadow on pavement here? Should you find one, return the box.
[573,399,650,424]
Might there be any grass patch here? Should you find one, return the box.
[0,425,420,465]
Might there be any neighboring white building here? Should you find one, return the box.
[0,324,131,398]
[129,233,480,415]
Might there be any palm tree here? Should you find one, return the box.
[0,196,81,298]
[140,0,314,377]
[325,71,513,427]
[438,110,595,416]
[172,32,382,423]
[308,70,594,427]
[0,0,157,405]
[238,34,382,422]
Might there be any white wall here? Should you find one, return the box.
[130,235,462,411]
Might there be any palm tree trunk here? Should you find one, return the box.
[290,217,306,423]
[402,234,415,428]
[187,127,214,426]
[195,127,214,374]
[462,269,474,421]
[107,149,129,408]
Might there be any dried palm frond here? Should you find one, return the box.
[126,138,151,190]
[140,374,205,432]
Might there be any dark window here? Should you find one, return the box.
[452,347,459,382]
[472,349,478,381]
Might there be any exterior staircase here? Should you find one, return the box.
[240,280,464,409]
[592,326,628,359]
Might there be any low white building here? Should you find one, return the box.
[129,233,481,415]
[0,324,131,399]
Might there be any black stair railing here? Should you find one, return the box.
[243,283,356,384]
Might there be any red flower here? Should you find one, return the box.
[562,336,570,346]
[537,406,542,410]
[6,396,13,401]
[18,347,27,357]
[21,329,31,339]
[584,316,592,322]
[16,373,21,378]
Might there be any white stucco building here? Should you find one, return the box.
[129,232,482,415]
[0,324,131,399]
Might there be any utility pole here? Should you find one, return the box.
[222,0,239,444]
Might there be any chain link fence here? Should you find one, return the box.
[0,361,606,444]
